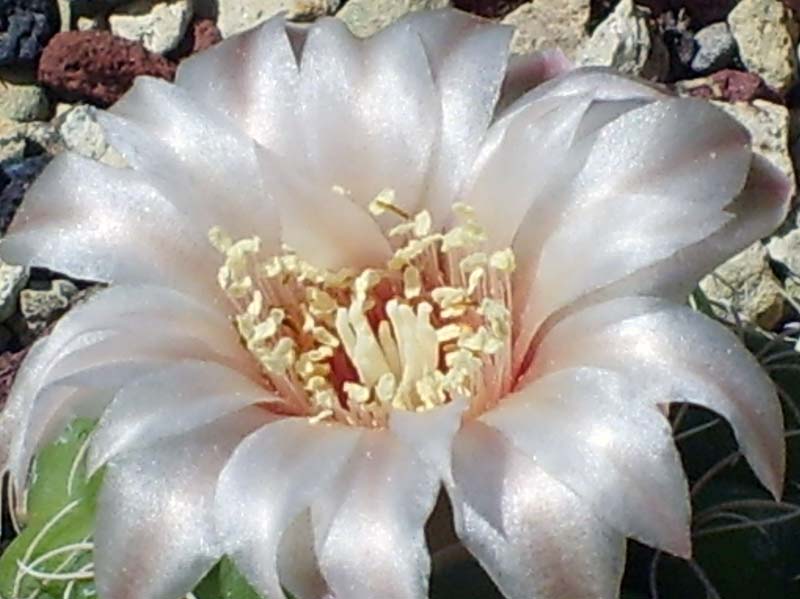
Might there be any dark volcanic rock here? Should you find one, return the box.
[0,0,60,66]
[169,17,222,61]
[453,0,530,18]
[0,154,50,234]
[38,31,176,107]
[640,0,737,26]
[0,348,26,410]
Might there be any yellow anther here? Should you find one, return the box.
[312,326,340,347]
[489,248,516,273]
[467,268,485,295]
[413,211,432,237]
[375,372,397,404]
[208,226,233,253]
[436,323,465,343]
[403,266,421,299]
[368,188,409,219]
[344,382,371,405]
[460,252,488,274]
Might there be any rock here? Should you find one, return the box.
[714,100,795,200]
[0,259,27,322]
[338,0,448,37]
[56,104,126,166]
[0,73,51,122]
[76,13,107,30]
[700,242,786,330]
[0,154,51,234]
[728,0,798,94]
[0,0,60,66]
[576,0,668,80]
[0,119,26,163]
[502,0,589,60]
[691,22,737,74]
[218,0,339,38]
[452,0,528,18]
[676,70,781,103]
[0,118,61,163]
[38,30,176,107]
[640,1,737,27]
[0,348,27,409]
[768,229,800,297]
[109,0,193,55]
[18,279,79,337]
[169,16,220,59]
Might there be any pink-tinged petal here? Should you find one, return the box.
[498,48,572,110]
[100,77,280,249]
[312,430,440,599]
[513,98,754,364]
[389,398,467,485]
[531,296,785,498]
[257,148,393,270]
[94,408,267,599]
[397,9,513,223]
[0,154,222,300]
[450,421,626,599]
[216,419,360,599]
[277,511,329,599]
[87,360,276,474]
[297,18,439,218]
[175,16,302,159]
[482,367,691,556]
[0,285,251,490]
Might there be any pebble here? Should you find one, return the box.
[17,278,79,338]
[0,119,27,163]
[700,242,786,329]
[676,69,780,103]
[56,104,126,166]
[0,154,50,234]
[38,30,176,106]
[217,0,339,38]
[170,17,221,59]
[691,21,737,74]
[576,0,668,80]
[109,0,193,55]
[728,0,798,93]
[338,0,447,38]
[768,229,800,298]
[0,259,27,322]
[0,74,51,122]
[0,0,61,66]
[501,0,590,59]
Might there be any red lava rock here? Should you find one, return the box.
[37,30,176,107]
[0,348,26,411]
[683,70,783,104]
[169,17,222,61]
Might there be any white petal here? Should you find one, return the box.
[397,9,513,223]
[0,153,222,299]
[277,510,329,599]
[389,398,466,485]
[450,421,626,599]
[175,16,302,159]
[216,418,360,599]
[498,48,572,111]
[481,367,691,556]
[0,285,250,489]
[94,409,266,599]
[312,430,440,599]
[298,18,439,218]
[532,296,785,497]
[88,360,274,474]
[258,147,393,270]
[513,98,755,363]
[100,77,280,249]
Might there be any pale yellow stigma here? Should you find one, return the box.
[210,190,515,427]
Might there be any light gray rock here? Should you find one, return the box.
[0,79,51,122]
[714,100,795,203]
[502,0,590,60]
[0,261,28,323]
[700,242,786,329]
[0,119,61,164]
[691,21,737,74]
[109,0,194,54]
[218,0,339,38]
[56,104,126,167]
[576,0,667,79]
[338,0,448,38]
[0,120,27,163]
[19,279,79,336]
[728,0,798,93]
[768,229,800,298]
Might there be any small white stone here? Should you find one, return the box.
[109,0,194,54]
[217,0,339,38]
[0,260,28,323]
[576,0,668,79]
[338,0,449,38]
[728,0,798,93]
[19,279,79,335]
[691,21,737,74]
[57,104,127,167]
[502,0,590,60]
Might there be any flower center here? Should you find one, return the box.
[210,190,516,427]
